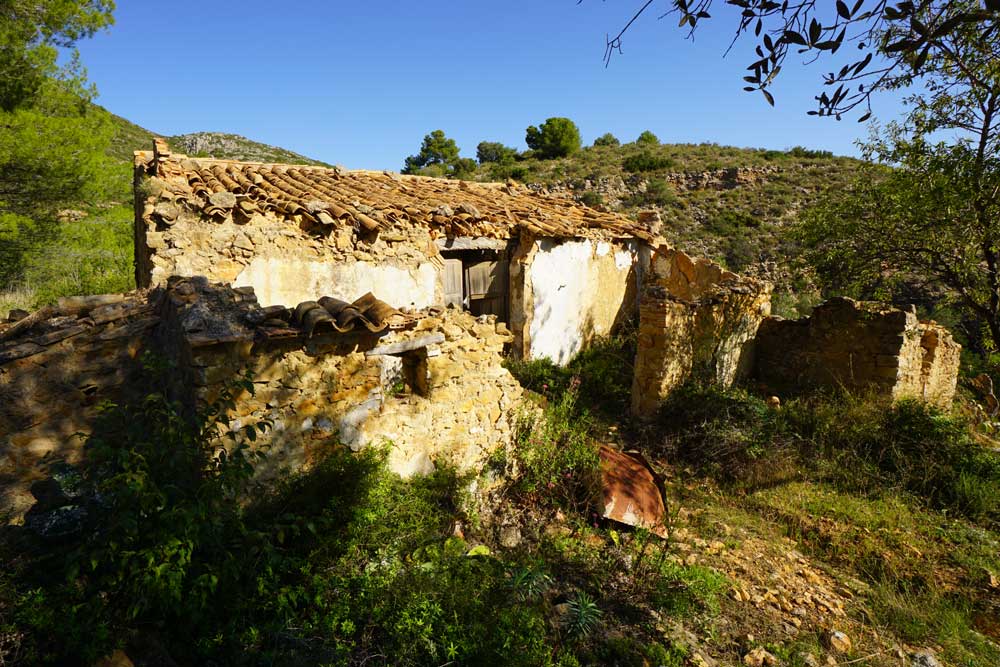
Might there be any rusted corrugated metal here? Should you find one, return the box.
[598,445,667,538]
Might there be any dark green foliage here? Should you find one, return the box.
[403,129,461,174]
[452,157,478,179]
[6,359,567,665]
[525,117,582,159]
[504,328,636,422]
[0,2,121,303]
[626,178,679,208]
[509,387,602,515]
[635,130,659,146]
[787,146,834,159]
[10,356,271,663]
[578,191,603,208]
[476,141,518,164]
[0,0,114,112]
[654,384,1000,521]
[488,162,529,182]
[592,133,620,147]
[622,151,675,173]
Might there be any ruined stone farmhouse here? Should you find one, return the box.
[0,139,962,522]
[136,139,654,365]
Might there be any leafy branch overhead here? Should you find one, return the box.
[592,0,1000,118]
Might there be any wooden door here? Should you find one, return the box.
[465,259,507,319]
[442,258,464,307]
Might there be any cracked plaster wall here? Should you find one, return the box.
[516,237,648,365]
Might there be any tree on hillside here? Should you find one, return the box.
[0,0,117,296]
[636,130,659,145]
[593,0,999,118]
[525,117,582,159]
[593,132,621,147]
[476,141,518,164]
[402,130,462,175]
[800,10,1000,350]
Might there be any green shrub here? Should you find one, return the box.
[505,328,636,421]
[488,162,529,182]
[592,133,620,147]
[511,387,601,514]
[626,178,679,208]
[8,359,566,665]
[452,157,478,179]
[477,141,518,164]
[787,145,834,159]
[578,191,603,208]
[654,384,1000,521]
[622,152,675,173]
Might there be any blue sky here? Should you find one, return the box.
[77,1,906,170]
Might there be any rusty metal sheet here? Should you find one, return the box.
[599,445,667,538]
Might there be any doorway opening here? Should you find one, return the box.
[440,247,510,322]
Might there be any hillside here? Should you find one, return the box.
[104,109,331,166]
[471,141,861,314]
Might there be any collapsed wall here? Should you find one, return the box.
[754,297,961,408]
[631,246,772,417]
[0,278,524,522]
[169,278,524,479]
[509,234,650,364]
[0,294,160,518]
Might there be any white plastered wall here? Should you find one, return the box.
[234,257,440,309]
[525,238,646,365]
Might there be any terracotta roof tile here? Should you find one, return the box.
[136,142,652,242]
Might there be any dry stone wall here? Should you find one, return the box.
[160,278,524,480]
[0,294,160,519]
[1,278,525,523]
[631,246,772,417]
[753,298,961,408]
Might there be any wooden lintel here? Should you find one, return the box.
[365,333,445,357]
[436,237,510,251]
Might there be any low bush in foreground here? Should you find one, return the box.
[3,351,714,666]
[655,384,1000,522]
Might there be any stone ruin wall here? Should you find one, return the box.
[0,294,161,519]
[753,297,961,408]
[0,280,525,522]
[135,166,444,310]
[631,246,773,418]
[183,304,523,481]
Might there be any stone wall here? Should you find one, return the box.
[631,247,772,417]
[510,236,650,365]
[156,277,526,480]
[0,294,160,519]
[1,279,525,522]
[753,298,961,408]
[181,299,524,480]
[135,169,444,309]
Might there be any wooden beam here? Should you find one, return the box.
[365,333,445,356]
[436,237,510,251]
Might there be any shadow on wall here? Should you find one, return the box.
[1,325,153,522]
